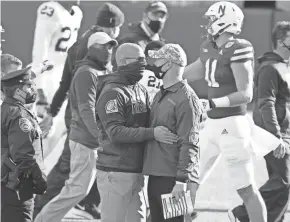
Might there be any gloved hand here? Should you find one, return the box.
[41,60,54,73]
[30,166,47,195]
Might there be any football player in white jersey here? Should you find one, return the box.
[31,1,83,158]
[32,1,83,104]
[141,40,165,103]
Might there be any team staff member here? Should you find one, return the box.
[112,1,168,70]
[231,21,290,222]
[1,67,47,222]
[34,3,124,218]
[95,43,178,222]
[143,44,202,222]
[34,32,118,222]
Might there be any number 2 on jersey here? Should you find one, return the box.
[205,59,219,88]
[148,76,161,89]
[55,27,72,52]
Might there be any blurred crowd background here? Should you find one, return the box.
[1,0,290,65]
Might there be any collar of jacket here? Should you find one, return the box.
[73,56,107,75]
[161,80,188,93]
[257,51,285,65]
[140,22,160,41]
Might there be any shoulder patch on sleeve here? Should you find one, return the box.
[19,118,33,133]
[105,99,118,114]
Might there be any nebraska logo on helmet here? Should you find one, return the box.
[204,1,244,40]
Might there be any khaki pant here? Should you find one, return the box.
[34,141,97,222]
[96,170,146,222]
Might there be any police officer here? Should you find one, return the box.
[1,66,47,222]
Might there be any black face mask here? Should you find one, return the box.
[87,46,112,67]
[147,63,168,79]
[26,91,37,104]
[118,60,147,83]
[16,87,37,104]
[148,20,163,34]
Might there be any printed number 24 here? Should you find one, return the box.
[148,76,161,89]
[205,59,219,88]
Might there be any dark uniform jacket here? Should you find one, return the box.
[1,97,45,186]
[95,74,154,173]
[253,52,290,143]
[143,80,202,183]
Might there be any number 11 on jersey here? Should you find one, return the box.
[205,59,219,88]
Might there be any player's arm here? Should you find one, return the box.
[96,90,155,143]
[183,58,205,82]
[210,44,254,108]
[49,50,74,117]
[176,96,201,184]
[256,66,282,138]
[74,70,100,139]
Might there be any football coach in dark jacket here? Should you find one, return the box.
[143,44,202,222]
[232,21,290,222]
[95,43,178,222]
[34,3,124,218]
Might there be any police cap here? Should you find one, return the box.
[1,66,36,85]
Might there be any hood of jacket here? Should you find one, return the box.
[257,51,285,67]
[73,56,106,75]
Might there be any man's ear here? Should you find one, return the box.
[277,40,284,48]
[163,61,172,70]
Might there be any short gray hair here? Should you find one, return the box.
[272,21,290,49]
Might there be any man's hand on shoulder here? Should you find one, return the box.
[153,126,178,144]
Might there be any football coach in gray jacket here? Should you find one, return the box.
[143,44,203,222]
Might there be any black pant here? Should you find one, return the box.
[148,176,184,222]
[233,152,290,222]
[1,182,34,222]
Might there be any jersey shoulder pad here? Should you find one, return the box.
[71,5,83,21]
[224,39,254,63]
[37,2,62,21]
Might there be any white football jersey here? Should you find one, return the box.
[32,1,83,69]
[139,70,162,103]
[31,1,83,103]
